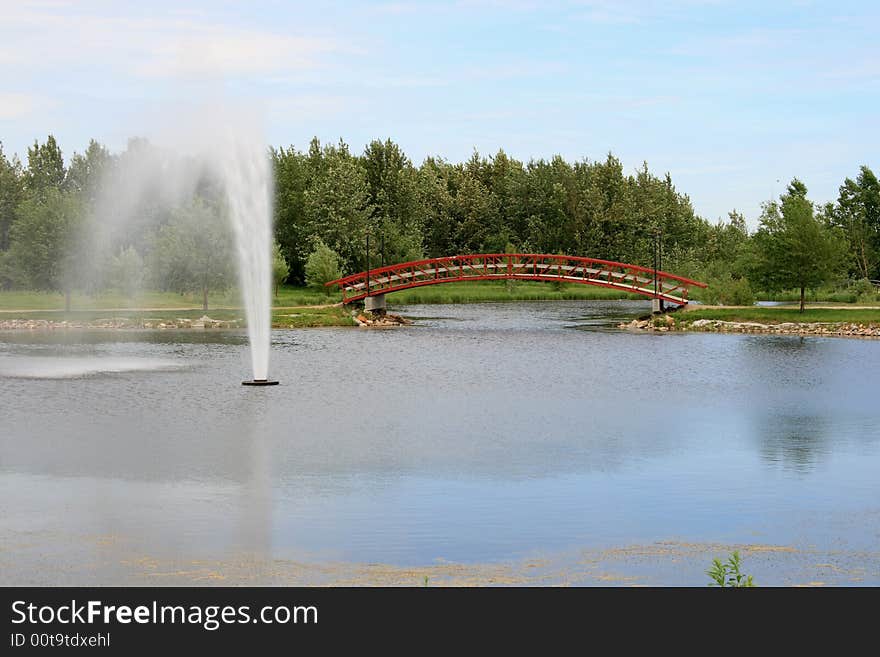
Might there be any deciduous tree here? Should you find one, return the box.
[304,238,342,291]
[750,179,847,311]
[151,197,234,311]
[6,188,84,309]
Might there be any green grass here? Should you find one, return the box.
[273,286,343,307]
[0,286,343,312]
[0,281,636,314]
[0,308,242,321]
[271,306,356,328]
[385,281,640,304]
[759,289,880,304]
[680,307,880,324]
[0,289,245,311]
[1,305,356,328]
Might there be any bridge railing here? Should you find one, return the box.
[327,253,707,305]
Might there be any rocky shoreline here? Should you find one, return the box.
[353,312,413,328]
[0,315,242,330]
[620,315,880,338]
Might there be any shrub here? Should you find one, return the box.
[698,275,755,306]
[305,239,342,291]
[272,240,290,297]
[707,551,755,587]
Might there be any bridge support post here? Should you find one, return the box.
[652,298,663,314]
[364,294,386,315]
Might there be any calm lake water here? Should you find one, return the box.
[1,300,878,585]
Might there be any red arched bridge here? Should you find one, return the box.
[326,253,707,306]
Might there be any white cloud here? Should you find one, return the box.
[0,93,42,120]
[0,4,345,79]
[137,31,339,78]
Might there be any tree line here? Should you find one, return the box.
[1,135,878,311]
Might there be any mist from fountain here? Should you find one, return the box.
[84,107,275,383]
[216,137,272,381]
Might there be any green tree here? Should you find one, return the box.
[569,154,631,261]
[361,138,425,264]
[832,165,880,280]
[454,166,499,253]
[520,157,572,255]
[418,157,458,257]
[0,142,24,252]
[151,197,234,311]
[304,238,342,291]
[303,140,374,274]
[272,144,313,284]
[272,240,290,297]
[24,135,66,197]
[66,139,113,203]
[6,188,84,310]
[750,179,847,311]
[110,245,144,298]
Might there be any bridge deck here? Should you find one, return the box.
[327,253,707,306]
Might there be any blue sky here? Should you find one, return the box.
[1,0,877,225]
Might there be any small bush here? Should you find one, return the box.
[850,278,876,297]
[707,551,755,587]
[305,239,342,291]
[698,275,755,306]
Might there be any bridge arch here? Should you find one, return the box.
[327,253,707,306]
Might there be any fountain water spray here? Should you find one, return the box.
[213,136,277,386]
[84,104,278,386]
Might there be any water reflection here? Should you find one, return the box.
[0,356,185,379]
[1,301,879,568]
[754,414,831,473]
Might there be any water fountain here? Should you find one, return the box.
[213,135,278,387]
[84,108,279,386]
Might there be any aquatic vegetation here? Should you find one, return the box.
[708,551,755,587]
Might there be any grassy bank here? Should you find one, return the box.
[0,281,638,314]
[0,306,356,329]
[679,306,880,324]
[0,286,342,311]
[271,306,356,328]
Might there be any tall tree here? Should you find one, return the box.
[303,140,374,274]
[66,139,114,203]
[24,135,66,197]
[418,157,458,258]
[454,165,499,253]
[750,179,847,311]
[272,144,313,284]
[833,165,880,280]
[151,197,235,311]
[0,142,24,252]
[6,188,84,310]
[361,139,425,264]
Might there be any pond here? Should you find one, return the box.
[1,300,878,585]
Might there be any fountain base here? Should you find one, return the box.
[242,379,279,386]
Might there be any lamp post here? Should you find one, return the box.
[365,230,371,297]
[652,230,658,299]
[651,226,664,314]
[657,228,664,312]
